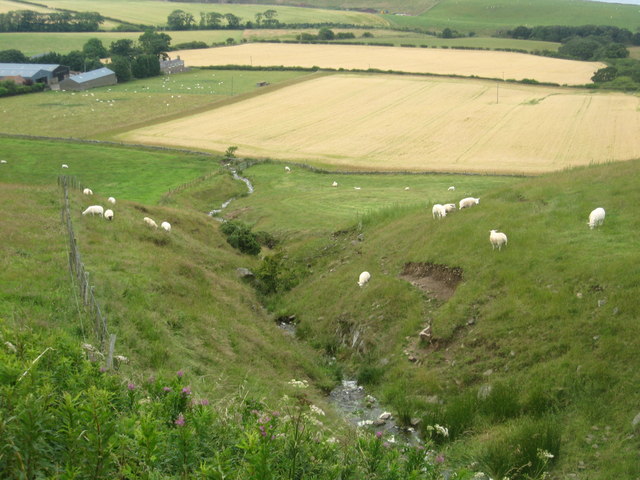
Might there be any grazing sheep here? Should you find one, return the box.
[459,197,480,209]
[82,205,104,217]
[358,271,371,287]
[285,166,291,173]
[354,187,361,190]
[0,160,6,164]
[107,197,116,205]
[83,188,93,195]
[332,181,338,187]
[448,186,455,191]
[160,221,171,232]
[443,203,457,213]
[588,207,605,229]
[61,164,69,169]
[489,230,508,250]
[432,204,447,219]
[143,217,158,228]
[404,186,410,190]
[104,209,114,221]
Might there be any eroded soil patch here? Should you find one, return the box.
[399,262,463,301]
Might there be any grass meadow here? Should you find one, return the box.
[385,0,640,34]
[0,69,312,139]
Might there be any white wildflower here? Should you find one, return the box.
[288,379,309,389]
[537,448,554,459]
[435,424,449,437]
[357,419,374,427]
[310,404,325,416]
[325,436,338,444]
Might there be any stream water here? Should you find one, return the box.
[208,169,254,218]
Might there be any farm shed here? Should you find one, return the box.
[160,56,188,74]
[59,67,117,91]
[0,63,69,86]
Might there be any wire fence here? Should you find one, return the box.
[59,175,115,364]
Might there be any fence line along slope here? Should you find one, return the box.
[175,43,605,86]
[121,74,640,175]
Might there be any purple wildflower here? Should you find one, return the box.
[181,386,191,396]
[375,431,383,439]
[199,399,209,406]
[435,454,445,464]
[163,386,172,393]
[99,367,107,373]
[175,414,185,427]
[177,370,184,378]
[127,383,136,391]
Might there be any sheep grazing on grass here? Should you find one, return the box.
[459,197,480,209]
[107,197,116,205]
[448,186,455,191]
[332,181,338,187]
[588,207,606,229]
[0,160,6,164]
[143,217,158,228]
[358,271,371,287]
[83,188,93,195]
[404,186,410,191]
[432,204,447,219]
[82,205,104,217]
[160,221,171,232]
[443,203,456,213]
[489,230,508,250]
[285,166,291,173]
[104,209,114,221]
[354,187,361,190]
[61,164,69,169]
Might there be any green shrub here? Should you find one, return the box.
[220,220,261,255]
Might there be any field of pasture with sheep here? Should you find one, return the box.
[2,0,640,475]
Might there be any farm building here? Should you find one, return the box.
[59,67,117,91]
[0,63,69,86]
[160,56,188,74]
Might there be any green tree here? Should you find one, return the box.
[167,9,194,31]
[224,13,241,29]
[0,49,27,62]
[254,12,263,26]
[596,42,629,59]
[558,37,601,60]
[62,50,86,71]
[109,39,136,58]
[263,9,278,27]
[200,11,223,29]
[131,54,161,79]
[138,30,171,58]
[82,38,107,59]
[591,66,618,83]
[317,27,334,40]
[109,55,132,82]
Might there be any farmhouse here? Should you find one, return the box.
[160,56,187,74]
[59,67,117,91]
[0,63,69,86]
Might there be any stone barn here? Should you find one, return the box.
[59,67,117,91]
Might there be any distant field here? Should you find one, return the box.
[175,43,603,85]
[0,0,54,13]
[122,73,640,174]
[0,69,311,138]
[41,0,390,27]
[386,0,640,33]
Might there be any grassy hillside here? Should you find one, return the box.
[259,158,640,478]
[386,0,640,34]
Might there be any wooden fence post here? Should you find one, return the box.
[106,334,116,370]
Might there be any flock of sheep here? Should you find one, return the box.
[74,166,171,231]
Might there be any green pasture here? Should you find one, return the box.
[41,0,390,28]
[224,162,521,236]
[385,0,640,34]
[0,0,54,14]
[0,69,312,139]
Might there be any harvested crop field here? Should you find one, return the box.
[122,74,640,174]
[176,43,604,86]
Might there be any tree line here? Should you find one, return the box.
[0,10,104,32]
[167,8,282,30]
[504,24,640,45]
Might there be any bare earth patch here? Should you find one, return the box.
[175,43,604,85]
[122,74,640,174]
[399,262,463,301]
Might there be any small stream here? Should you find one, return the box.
[208,169,254,218]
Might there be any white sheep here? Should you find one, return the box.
[332,181,338,187]
[588,207,605,229]
[61,164,69,169]
[143,217,158,228]
[404,186,410,191]
[160,221,171,232]
[354,187,361,190]
[358,271,371,287]
[489,230,508,250]
[443,203,457,213]
[107,197,116,205]
[448,186,455,191]
[83,188,93,195]
[459,197,480,209]
[285,166,291,173]
[0,160,6,164]
[104,209,114,221]
[82,205,104,217]
[432,204,447,219]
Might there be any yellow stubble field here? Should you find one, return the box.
[175,43,605,86]
[122,74,640,174]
